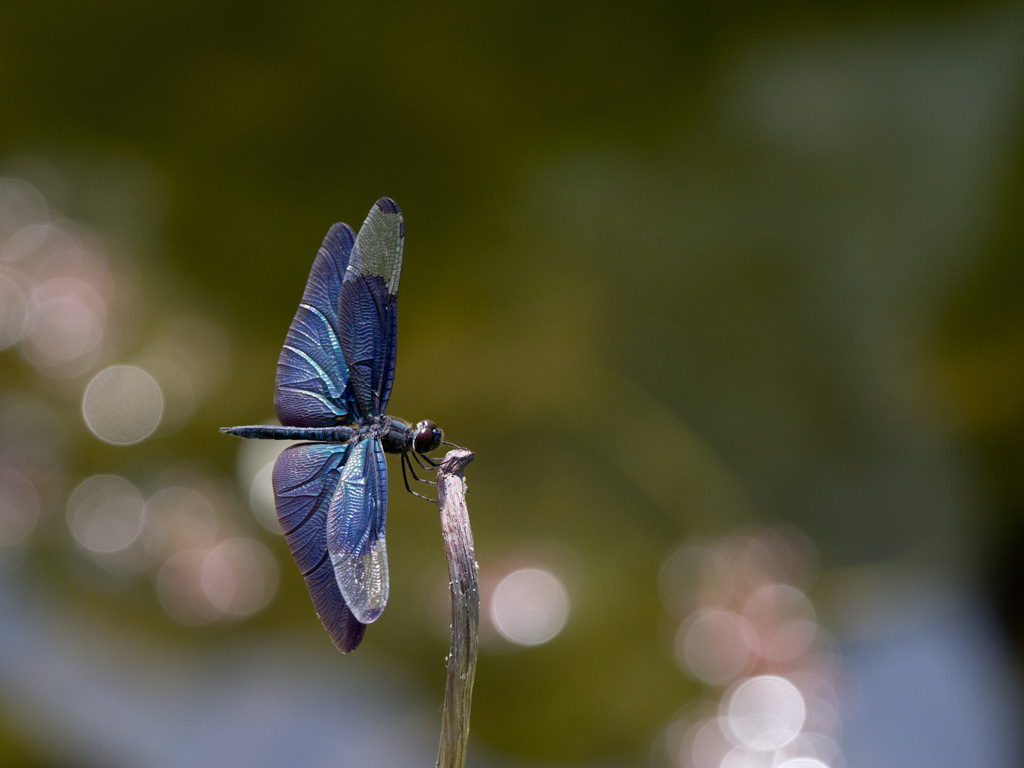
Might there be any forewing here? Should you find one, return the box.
[273,442,366,652]
[274,223,358,427]
[348,197,403,295]
[326,437,389,624]
[338,198,403,417]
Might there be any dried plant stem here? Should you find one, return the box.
[435,448,478,768]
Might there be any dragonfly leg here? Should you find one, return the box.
[402,453,437,503]
[412,451,441,470]
[404,452,436,486]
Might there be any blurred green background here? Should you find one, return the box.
[0,2,1023,767]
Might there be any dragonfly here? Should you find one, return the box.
[221,198,445,653]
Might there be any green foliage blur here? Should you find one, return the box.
[0,1,1022,766]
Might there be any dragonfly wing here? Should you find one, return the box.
[273,442,365,652]
[326,436,389,624]
[274,223,359,427]
[338,198,403,417]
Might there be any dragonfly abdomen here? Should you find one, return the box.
[219,425,358,442]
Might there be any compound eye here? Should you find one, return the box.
[414,419,441,454]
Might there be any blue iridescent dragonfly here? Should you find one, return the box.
[221,198,444,652]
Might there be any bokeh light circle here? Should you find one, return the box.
[490,568,569,646]
[743,583,815,626]
[0,180,48,242]
[788,672,841,737]
[144,486,219,557]
[764,620,818,663]
[773,733,842,768]
[724,675,805,750]
[720,745,777,768]
[67,475,145,553]
[743,584,817,662]
[236,434,297,535]
[83,365,163,444]
[250,462,283,534]
[676,609,758,685]
[2,223,52,262]
[0,271,32,349]
[158,539,278,625]
[686,718,733,768]
[200,537,278,617]
[0,468,40,545]
[157,548,223,625]
[21,275,108,375]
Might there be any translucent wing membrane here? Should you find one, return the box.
[338,198,403,417]
[327,437,389,624]
[273,442,365,652]
[349,197,404,295]
[274,223,358,427]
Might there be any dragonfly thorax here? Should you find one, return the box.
[380,417,443,455]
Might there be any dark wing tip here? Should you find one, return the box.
[374,197,401,215]
[333,621,367,653]
[322,221,356,251]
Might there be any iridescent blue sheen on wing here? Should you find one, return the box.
[273,442,365,652]
[274,223,358,427]
[338,198,403,417]
[327,437,389,624]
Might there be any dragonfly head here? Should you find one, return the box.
[413,419,443,454]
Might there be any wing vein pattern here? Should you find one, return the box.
[327,437,389,624]
[272,442,365,652]
[338,199,403,418]
[274,223,358,427]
